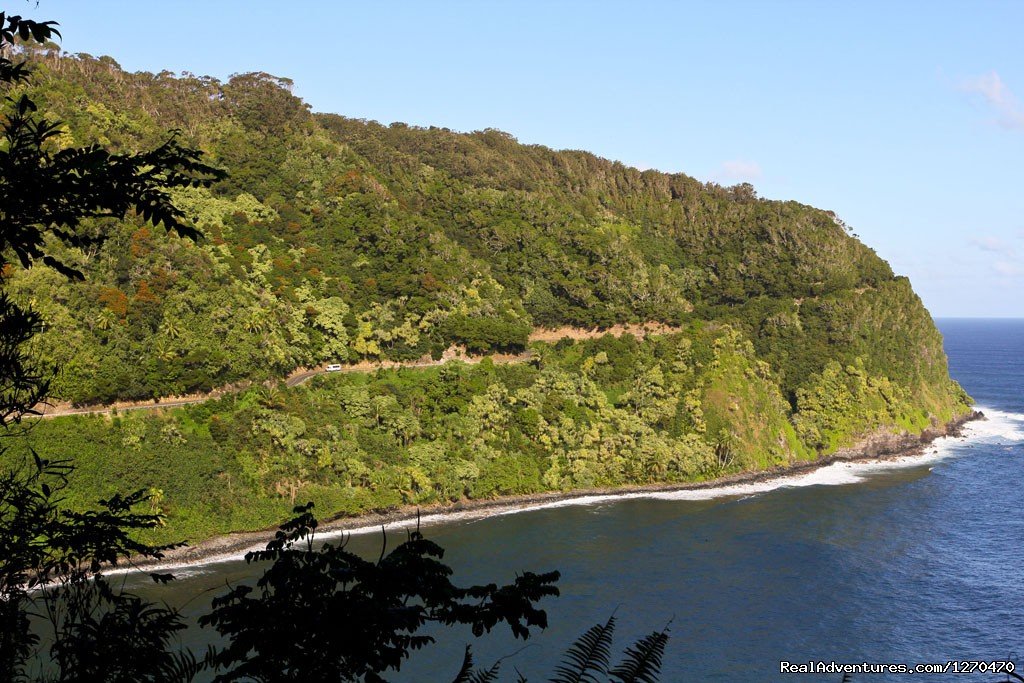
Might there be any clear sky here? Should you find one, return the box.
[32,0,1024,317]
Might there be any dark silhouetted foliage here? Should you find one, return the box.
[200,503,560,682]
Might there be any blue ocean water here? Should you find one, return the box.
[135,318,1024,682]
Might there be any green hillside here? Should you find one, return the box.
[7,50,971,543]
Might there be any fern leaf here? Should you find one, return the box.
[470,661,503,683]
[549,615,616,683]
[452,645,502,683]
[164,649,202,682]
[608,627,670,683]
[452,646,475,683]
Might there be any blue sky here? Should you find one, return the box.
[34,0,1024,317]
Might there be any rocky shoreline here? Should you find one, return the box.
[133,410,983,572]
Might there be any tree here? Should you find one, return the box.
[0,10,224,423]
[0,11,220,679]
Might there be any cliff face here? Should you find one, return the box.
[4,52,972,542]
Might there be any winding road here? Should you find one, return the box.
[35,323,679,419]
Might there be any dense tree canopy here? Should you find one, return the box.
[2,46,949,411]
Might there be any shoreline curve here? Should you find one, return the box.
[126,409,984,575]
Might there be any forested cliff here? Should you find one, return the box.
[11,50,971,542]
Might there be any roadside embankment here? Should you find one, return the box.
[37,322,685,418]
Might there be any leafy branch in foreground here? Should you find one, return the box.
[0,11,225,281]
[0,290,48,423]
[199,503,560,682]
[0,96,226,279]
[44,574,200,683]
[0,13,60,86]
[0,454,186,681]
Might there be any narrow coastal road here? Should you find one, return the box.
[283,369,321,387]
[38,396,213,417]
[36,352,531,418]
[283,353,531,388]
[36,322,678,419]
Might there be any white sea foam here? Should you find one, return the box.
[114,406,1024,576]
[963,406,1024,442]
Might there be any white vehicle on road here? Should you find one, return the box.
[325,364,343,372]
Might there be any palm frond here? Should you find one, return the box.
[549,615,616,683]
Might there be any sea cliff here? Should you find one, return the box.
[4,48,973,546]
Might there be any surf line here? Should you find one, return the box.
[109,408,1012,578]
